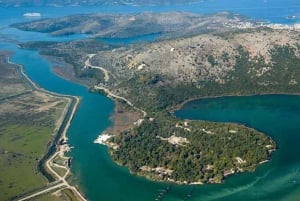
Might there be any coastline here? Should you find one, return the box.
[170,92,300,116]
[92,86,276,185]
[18,50,281,186]
[44,54,95,88]
[7,56,87,201]
[11,49,289,187]
[2,5,300,201]
[67,55,280,185]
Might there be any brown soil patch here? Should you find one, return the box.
[107,102,141,135]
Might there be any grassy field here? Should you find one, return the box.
[0,54,70,201]
[0,124,53,200]
[0,54,31,99]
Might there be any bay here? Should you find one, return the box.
[175,95,300,201]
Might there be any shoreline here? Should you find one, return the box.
[92,87,277,185]
[29,53,282,186]
[7,56,87,201]
[11,51,291,188]
[44,54,94,88]
[94,94,276,186]
[109,151,272,185]
[170,92,300,116]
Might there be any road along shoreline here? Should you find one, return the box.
[7,56,87,201]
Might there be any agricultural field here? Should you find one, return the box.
[0,54,31,99]
[0,54,70,201]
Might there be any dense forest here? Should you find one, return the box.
[109,116,275,183]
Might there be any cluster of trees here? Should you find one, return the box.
[109,116,275,183]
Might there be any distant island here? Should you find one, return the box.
[0,0,203,7]
[12,12,256,38]
[14,11,300,184]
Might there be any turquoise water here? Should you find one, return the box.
[175,95,300,201]
[1,0,300,24]
[1,1,300,200]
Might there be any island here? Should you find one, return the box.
[12,12,257,38]
[13,11,300,184]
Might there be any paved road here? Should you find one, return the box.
[18,183,66,201]
[95,85,147,117]
[85,54,110,82]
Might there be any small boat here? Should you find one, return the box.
[23,12,41,17]
[286,15,297,20]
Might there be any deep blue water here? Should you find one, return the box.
[1,1,300,200]
[0,0,300,24]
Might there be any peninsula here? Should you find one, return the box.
[14,11,300,184]
[12,12,256,38]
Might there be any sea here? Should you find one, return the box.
[1,0,300,200]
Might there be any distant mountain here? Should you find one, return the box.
[12,12,250,38]
[0,0,202,7]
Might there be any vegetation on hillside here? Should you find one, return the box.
[16,23,300,184]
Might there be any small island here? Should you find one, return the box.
[14,11,300,184]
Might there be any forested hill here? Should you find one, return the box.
[0,0,200,7]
